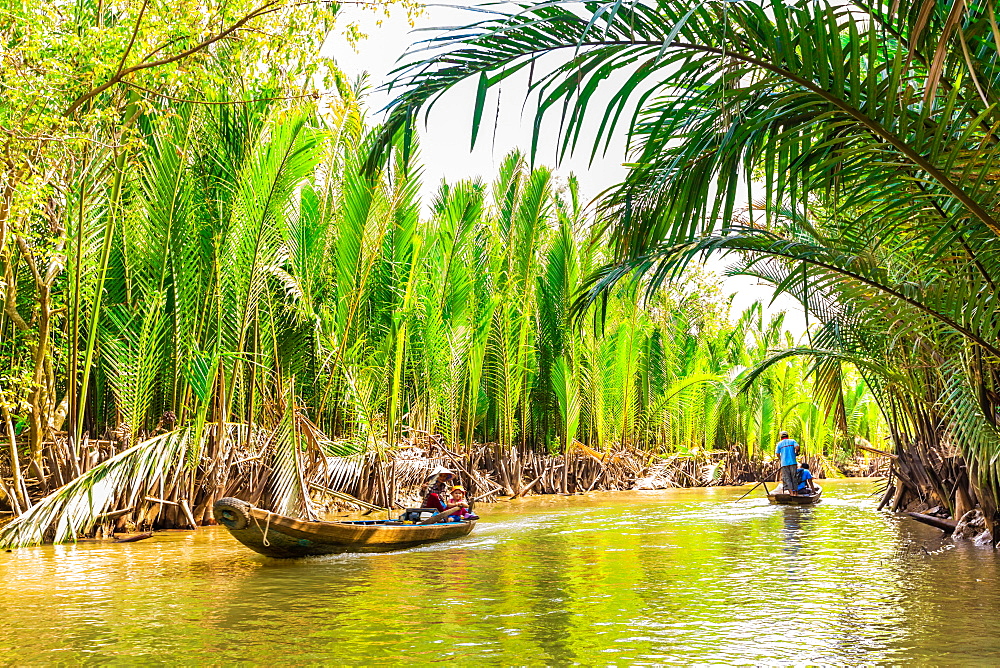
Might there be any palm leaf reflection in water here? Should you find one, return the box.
[1,480,999,663]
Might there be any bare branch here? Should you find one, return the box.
[2,262,29,332]
[114,0,150,78]
[13,235,43,289]
[65,0,286,116]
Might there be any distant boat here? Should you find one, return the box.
[767,485,822,505]
[213,497,476,558]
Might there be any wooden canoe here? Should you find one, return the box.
[767,484,822,505]
[213,497,476,559]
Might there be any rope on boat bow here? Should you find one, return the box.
[252,509,273,547]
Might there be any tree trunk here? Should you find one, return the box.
[1,405,27,511]
[955,485,974,520]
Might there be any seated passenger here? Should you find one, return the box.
[421,467,455,511]
[448,486,471,520]
[796,462,817,495]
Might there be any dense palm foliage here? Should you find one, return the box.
[378,0,1000,529]
[0,84,884,545]
[0,0,896,547]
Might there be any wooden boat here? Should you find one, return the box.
[767,484,822,505]
[213,497,476,559]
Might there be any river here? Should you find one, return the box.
[1,479,998,664]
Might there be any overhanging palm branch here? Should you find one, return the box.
[377,0,1000,342]
[0,427,197,548]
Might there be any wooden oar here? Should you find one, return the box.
[736,481,767,502]
[417,506,459,525]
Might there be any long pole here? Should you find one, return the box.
[736,481,763,502]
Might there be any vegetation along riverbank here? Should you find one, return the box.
[0,1,889,547]
[372,0,1000,544]
[0,83,888,544]
[6,0,1000,550]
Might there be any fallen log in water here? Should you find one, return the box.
[113,531,153,543]
[178,499,198,530]
[907,512,958,534]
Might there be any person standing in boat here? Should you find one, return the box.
[776,431,801,495]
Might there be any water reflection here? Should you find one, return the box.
[779,506,810,553]
[1,480,999,663]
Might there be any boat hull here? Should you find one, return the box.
[213,497,476,558]
[767,485,822,505]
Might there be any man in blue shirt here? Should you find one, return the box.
[776,431,800,495]
[797,462,817,495]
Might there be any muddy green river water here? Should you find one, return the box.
[2,479,999,664]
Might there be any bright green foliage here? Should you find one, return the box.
[377,0,1000,519]
[0,87,882,540]
[0,0,893,544]
[0,0,426,470]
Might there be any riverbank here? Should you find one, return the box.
[0,433,889,545]
[312,440,888,515]
[2,479,996,664]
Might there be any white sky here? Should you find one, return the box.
[323,5,808,336]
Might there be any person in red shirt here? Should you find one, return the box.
[421,467,454,511]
